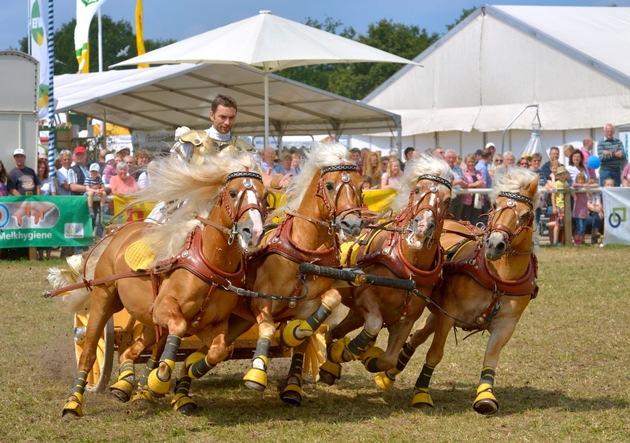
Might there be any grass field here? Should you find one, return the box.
[1,245,629,442]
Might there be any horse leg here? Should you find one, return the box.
[411,313,454,409]
[147,295,188,396]
[172,322,230,414]
[329,308,381,364]
[472,316,521,415]
[319,308,365,386]
[374,313,437,391]
[280,340,309,406]
[132,334,167,402]
[243,300,275,391]
[363,316,418,374]
[109,325,156,402]
[282,288,342,347]
[63,286,116,418]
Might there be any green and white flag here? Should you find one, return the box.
[74,0,108,73]
[29,0,49,119]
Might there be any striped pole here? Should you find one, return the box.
[46,0,56,174]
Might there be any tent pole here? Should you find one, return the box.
[501,104,538,155]
[264,73,269,149]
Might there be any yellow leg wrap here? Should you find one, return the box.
[243,355,269,391]
[319,359,342,384]
[473,386,499,415]
[373,371,395,391]
[476,382,493,395]
[411,389,434,408]
[62,400,84,417]
[329,337,352,363]
[147,359,176,396]
[361,346,384,371]
[109,379,134,397]
[171,392,197,412]
[184,351,206,369]
[282,319,313,348]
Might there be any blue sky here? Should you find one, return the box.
[2,1,623,52]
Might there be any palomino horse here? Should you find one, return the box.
[55,152,267,417]
[166,142,364,410]
[317,156,453,386]
[376,166,539,415]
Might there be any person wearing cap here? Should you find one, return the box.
[84,163,107,218]
[115,145,131,158]
[67,146,90,195]
[8,148,40,196]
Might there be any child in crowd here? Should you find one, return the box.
[85,163,107,217]
[586,179,604,246]
[102,153,117,185]
[550,165,570,246]
[572,173,588,245]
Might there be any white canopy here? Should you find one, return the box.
[54,63,401,137]
[365,5,630,136]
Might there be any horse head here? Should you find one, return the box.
[316,164,364,240]
[217,171,267,250]
[484,168,539,261]
[393,156,453,249]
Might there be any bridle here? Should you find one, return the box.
[292,164,363,235]
[484,191,535,254]
[198,171,266,245]
[397,174,452,247]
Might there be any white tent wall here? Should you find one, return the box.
[351,5,630,159]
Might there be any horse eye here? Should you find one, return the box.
[229,189,238,199]
[444,197,452,206]
[414,187,421,195]
[325,182,335,192]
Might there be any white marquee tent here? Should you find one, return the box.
[54,63,401,140]
[359,5,630,155]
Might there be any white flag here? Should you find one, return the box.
[74,0,108,73]
[29,0,49,119]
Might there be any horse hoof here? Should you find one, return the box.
[329,337,352,363]
[172,393,198,415]
[110,388,131,403]
[411,390,434,409]
[473,398,499,415]
[61,400,83,418]
[318,360,342,386]
[280,387,302,406]
[243,367,268,392]
[373,372,395,391]
[131,389,154,403]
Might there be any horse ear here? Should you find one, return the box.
[527,175,539,195]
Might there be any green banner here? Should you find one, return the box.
[0,196,94,248]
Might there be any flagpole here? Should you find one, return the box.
[47,0,56,174]
[27,0,32,55]
[98,7,103,72]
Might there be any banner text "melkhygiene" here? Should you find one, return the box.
[0,231,53,242]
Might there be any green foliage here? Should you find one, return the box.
[279,19,439,100]
[447,6,478,31]
[18,15,175,75]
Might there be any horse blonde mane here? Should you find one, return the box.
[489,166,540,210]
[391,155,454,213]
[133,150,259,262]
[273,141,353,216]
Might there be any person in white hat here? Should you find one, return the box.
[8,148,40,196]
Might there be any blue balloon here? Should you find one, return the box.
[587,155,600,169]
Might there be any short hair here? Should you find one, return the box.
[349,148,361,154]
[404,147,415,156]
[481,148,492,160]
[531,152,542,161]
[211,94,238,113]
[59,149,72,158]
[549,146,560,153]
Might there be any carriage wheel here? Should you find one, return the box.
[73,314,115,392]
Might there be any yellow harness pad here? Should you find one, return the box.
[340,229,381,267]
[125,240,156,271]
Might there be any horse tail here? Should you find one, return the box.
[46,237,114,314]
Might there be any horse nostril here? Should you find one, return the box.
[497,242,505,251]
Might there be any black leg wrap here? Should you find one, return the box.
[288,353,304,380]
[190,357,214,379]
[480,366,495,387]
[415,364,435,390]
[69,370,89,397]
[252,336,271,363]
[162,335,182,363]
[174,375,192,396]
[306,303,333,331]
[347,329,375,356]
[138,358,159,388]
[396,342,416,372]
